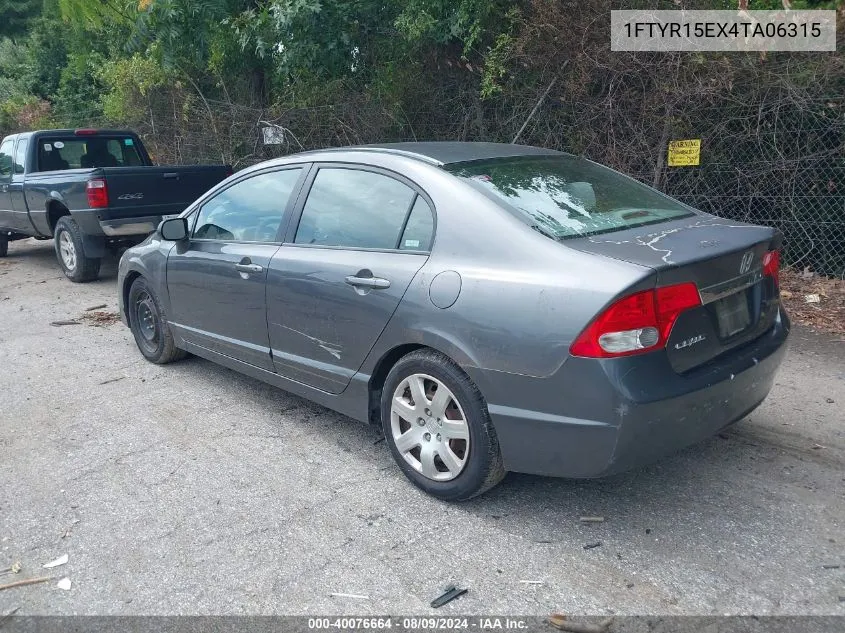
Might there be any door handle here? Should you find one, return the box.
[235,263,263,274]
[162,172,180,179]
[345,275,391,289]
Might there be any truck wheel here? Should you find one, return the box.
[0,234,7,257]
[54,216,101,282]
[128,276,187,364]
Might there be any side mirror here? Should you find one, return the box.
[159,217,188,241]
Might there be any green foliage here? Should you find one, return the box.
[395,0,515,57]
[57,0,135,28]
[99,53,169,120]
[25,16,70,100]
[52,50,108,125]
[0,0,42,40]
[0,96,53,134]
[0,38,28,102]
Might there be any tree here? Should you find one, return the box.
[0,0,42,40]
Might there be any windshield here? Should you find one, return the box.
[445,156,694,239]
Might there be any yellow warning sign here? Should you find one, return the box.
[667,139,701,167]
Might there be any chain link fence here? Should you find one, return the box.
[653,101,845,278]
[20,92,844,277]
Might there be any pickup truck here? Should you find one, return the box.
[0,128,231,281]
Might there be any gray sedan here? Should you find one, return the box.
[118,142,789,500]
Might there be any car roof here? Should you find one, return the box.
[295,141,567,166]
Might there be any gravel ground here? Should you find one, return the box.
[0,239,843,617]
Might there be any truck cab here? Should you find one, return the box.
[0,128,231,281]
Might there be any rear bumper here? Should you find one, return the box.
[471,308,790,478]
[72,210,168,238]
[101,216,161,237]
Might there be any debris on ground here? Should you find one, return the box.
[805,294,821,304]
[373,435,385,445]
[42,554,68,569]
[0,576,52,592]
[583,542,602,550]
[98,377,126,386]
[780,268,845,334]
[826,398,835,404]
[328,592,369,599]
[518,580,544,585]
[61,519,80,539]
[812,444,826,450]
[80,310,121,327]
[50,320,80,327]
[56,578,71,591]
[579,516,605,523]
[84,304,108,311]
[430,584,467,608]
[0,562,21,577]
[547,614,614,633]
[822,564,840,569]
[0,607,20,626]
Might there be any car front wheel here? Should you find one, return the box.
[381,349,505,501]
[128,276,186,364]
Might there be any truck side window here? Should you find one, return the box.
[0,140,13,183]
[14,139,28,174]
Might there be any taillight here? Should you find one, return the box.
[74,128,98,135]
[570,282,702,358]
[86,178,109,208]
[763,250,780,287]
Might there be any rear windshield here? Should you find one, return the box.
[35,136,144,172]
[445,156,694,239]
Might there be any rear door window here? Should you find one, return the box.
[399,196,434,251]
[294,167,419,250]
[446,156,693,240]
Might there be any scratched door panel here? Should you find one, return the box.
[266,246,428,394]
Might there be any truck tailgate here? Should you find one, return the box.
[101,166,230,219]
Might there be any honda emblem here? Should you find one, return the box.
[739,251,754,274]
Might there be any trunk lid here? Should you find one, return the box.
[566,215,782,373]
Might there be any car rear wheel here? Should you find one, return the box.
[128,276,186,364]
[54,216,100,282]
[0,234,7,257]
[381,349,505,501]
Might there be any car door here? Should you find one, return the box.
[267,164,436,394]
[0,138,15,230]
[166,166,307,371]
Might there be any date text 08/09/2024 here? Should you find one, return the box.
[308,617,530,630]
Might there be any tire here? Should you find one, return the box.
[127,276,187,364]
[381,349,506,501]
[0,234,7,258]
[54,216,101,282]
